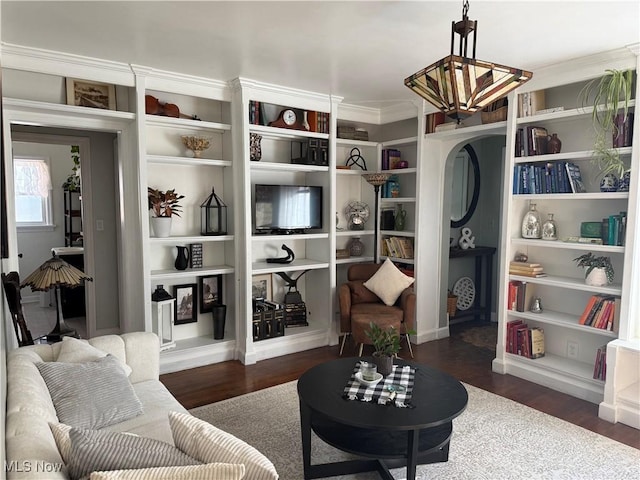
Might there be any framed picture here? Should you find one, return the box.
[199,275,222,313]
[66,78,116,110]
[173,283,197,325]
[252,273,272,301]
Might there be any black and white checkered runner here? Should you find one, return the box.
[343,361,415,407]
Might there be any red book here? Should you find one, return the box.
[579,296,598,325]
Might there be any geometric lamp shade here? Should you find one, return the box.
[404,0,532,121]
[404,55,532,121]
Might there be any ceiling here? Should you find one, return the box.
[2,1,639,108]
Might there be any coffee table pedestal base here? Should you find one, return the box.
[301,403,453,480]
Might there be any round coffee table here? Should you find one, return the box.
[297,357,468,480]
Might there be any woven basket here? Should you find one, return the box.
[481,106,508,124]
[447,295,458,317]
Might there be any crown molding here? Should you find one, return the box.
[521,46,638,93]
[133,64,230,101]
[1,42,135,86]
[338,101,418,125]
[232,77,331,112]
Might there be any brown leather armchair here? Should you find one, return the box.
[338,263,415,357]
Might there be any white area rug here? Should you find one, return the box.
[190,381,640,480]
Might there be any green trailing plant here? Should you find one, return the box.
[365,322,415,357]
[579,69,634,179]
[573,252,614,284]
[148,187,184,217]
[62,145,81,191]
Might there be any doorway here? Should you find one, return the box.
[445,137,505,349]
[10,128,120,339]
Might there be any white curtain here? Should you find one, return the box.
[15,159,52,197]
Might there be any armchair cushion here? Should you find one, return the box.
[363,259,415,306]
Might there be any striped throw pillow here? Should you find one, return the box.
[89,463,245,480]
[36,355,143,429]
[169,411,278,480]
[67,427,200,480]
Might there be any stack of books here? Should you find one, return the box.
[381,236,414,259]
[509,261,546,278]
[593,345,607,380]
[578,295,620,331]
[506,320,545,359]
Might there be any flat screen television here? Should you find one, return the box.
[254,184,322,234]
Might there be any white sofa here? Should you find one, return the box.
[5,332,275,480]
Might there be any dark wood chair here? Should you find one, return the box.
[2,271,35,347]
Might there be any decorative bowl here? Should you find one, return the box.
[181,135,211,158]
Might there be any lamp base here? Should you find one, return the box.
[45,320,78,342]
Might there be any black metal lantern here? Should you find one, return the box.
[200,187,227,235]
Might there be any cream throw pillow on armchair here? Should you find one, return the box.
[363,258,415,306]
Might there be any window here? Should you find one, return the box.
[14,156,53,227]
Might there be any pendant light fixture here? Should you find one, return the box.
[404,0,532,121]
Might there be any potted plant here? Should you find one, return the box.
[148,187,184,237]
[573,252,614,287]
[365,322,415,377]
[579,69,634,187]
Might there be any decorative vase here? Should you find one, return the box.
[618,171,631,192]
[394,205,406,231]
[542,213,558,241]
[372,353,393,377]
[174,246,190,271]
[151,217,172,238]
[521,203,542,239]
[547,133,562,154]
[600,173,619,192]
[250,133,262,161]
[212,304,227,340]
[348,237,364,256]
[585,267,610,287]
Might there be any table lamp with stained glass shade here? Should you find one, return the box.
[20,256,92,342]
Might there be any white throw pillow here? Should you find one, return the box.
[169,411,278,480]
[363,258,415,306]
[89,463,246,480]
[56,336,133,376]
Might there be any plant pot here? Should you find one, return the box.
[212,304,227,340]
[372,353,393,377]
[151,217,172,238]
[585,267,609,287]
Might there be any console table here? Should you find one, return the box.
[449,245,496,323]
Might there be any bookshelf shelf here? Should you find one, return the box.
[510,238,625,253]
[506,309,617,338]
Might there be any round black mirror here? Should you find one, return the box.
[450,144,480,228]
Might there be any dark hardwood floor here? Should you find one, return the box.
[160,321,640,450]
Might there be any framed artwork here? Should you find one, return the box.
[199,275,222,313]
[252,273,272,301]
[66,78,116,110]
[173,283,197,325]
